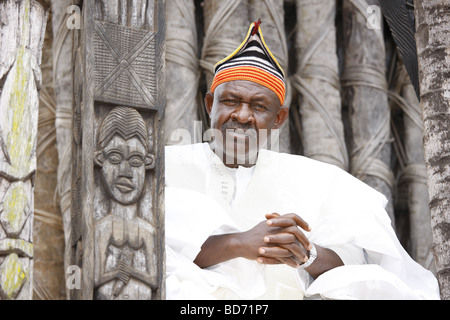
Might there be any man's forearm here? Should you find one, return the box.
[303,245,344,279]
[194,233,243,268]
[193,233,344,280]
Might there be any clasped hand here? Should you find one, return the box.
[239,213,312,268]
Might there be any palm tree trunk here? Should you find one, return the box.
[414,0,450,300]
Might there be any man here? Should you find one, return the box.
[165,20,440,299]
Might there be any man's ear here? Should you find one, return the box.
[94,150,103,167]
[204,92,214,118]
[273,107,289,129]
[145,154,155,170]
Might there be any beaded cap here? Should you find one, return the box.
[210,19,286,106]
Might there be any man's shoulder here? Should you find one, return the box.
[261,149,388,207]
[259,149,343,174]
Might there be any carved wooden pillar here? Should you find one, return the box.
[0,0,48,300]
[68,0,165,300]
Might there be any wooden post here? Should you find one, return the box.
[249,0,291,153]
[342,0,395,225]
[293,0,348,170]
[68,0,165,300]
[165,0,200,146]
[0,0,48,300]
[33,0,67,300]
[51,0,76,258]
[201,0,249,90]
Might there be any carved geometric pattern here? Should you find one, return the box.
[0,181,31,238]
[0,253,27,299]
[93,21,157,108]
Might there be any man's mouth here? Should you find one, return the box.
[115,177,134,193]
[223,128,257,139]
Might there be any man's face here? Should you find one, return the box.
[205,80,288,167]
[100,135,147,205]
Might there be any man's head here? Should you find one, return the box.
[205,80,288,167]
[206,20,289,167]
[95,107,155,205]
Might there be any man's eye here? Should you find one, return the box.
[128,156,144,167]
[222,99,238,105]
[107,153,123,164]
[254,104,267,111]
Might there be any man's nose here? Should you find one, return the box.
[231,104,255,124]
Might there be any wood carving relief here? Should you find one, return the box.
[0,0,48,300]
[68,0,165,300]
[93,107,157,299]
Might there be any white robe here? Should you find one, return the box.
[165,143,440,300]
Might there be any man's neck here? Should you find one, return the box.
[209,142,258,169]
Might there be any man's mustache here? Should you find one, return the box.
[221,121,256,133]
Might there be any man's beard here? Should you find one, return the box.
[218,121,259,166]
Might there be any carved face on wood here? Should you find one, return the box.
[98,135,147,205]
[95,107,155,205]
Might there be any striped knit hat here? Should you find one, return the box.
[210,19,286,106]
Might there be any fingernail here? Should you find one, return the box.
[264,236,270,243]
[267,220,272,225]
[259,248,265,254]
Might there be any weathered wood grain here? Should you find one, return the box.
[68,0,165,300]
[0,0,48,300]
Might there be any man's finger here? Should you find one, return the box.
[257,256,299,268]
[266,213,311,232]
[265,212,280,220]
[256,257,283,265]
[279,242,309,263]
[258,246,292,258]
[264,233,296,244]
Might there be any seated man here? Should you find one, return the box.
[164,20,440,299]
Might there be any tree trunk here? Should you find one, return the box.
[293,0,348,170]
[165,0,200,146]
[342,0,395,225]
[0,0,48,300]
[414,0,450,300]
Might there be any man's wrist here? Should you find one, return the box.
[298,243,317,269]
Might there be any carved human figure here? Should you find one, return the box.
[93,106,157,300]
